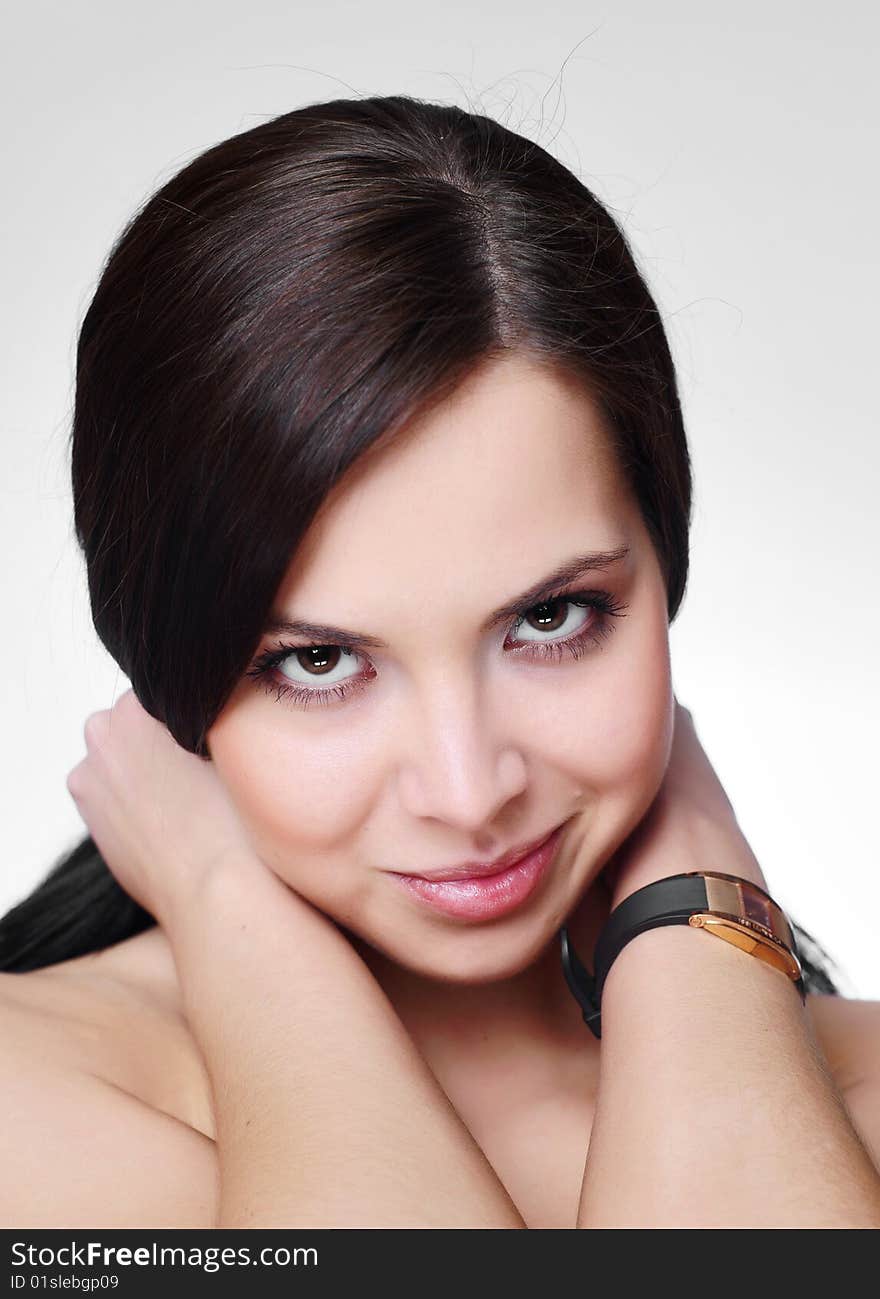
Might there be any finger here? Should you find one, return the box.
[65,759,86,800]
[83,710,112,751]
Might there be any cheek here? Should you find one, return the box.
[554,591,673,803]
[207,709,379,864]
[546,589,674,882]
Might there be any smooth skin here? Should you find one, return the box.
[3,353,880,1227]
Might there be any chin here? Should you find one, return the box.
[367,910,563,985]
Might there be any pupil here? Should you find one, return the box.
[530,599,566,632]
[301,646,338,675]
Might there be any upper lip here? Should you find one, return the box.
[396,824,562,882]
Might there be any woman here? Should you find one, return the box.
[1,94,878,1230]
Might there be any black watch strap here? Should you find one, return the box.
[560,873,806,1040]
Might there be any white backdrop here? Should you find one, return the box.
[2,2,877,996]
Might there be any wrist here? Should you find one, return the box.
[563,861,804,1040]
[159,849,283,944]
[597,918,808,1060]
[161,849,366,982]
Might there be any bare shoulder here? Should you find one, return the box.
[805,992,880,1170]
[0,929,218,1228]
[804,992,880,1091]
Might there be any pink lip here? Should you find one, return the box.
[394,826,564,882]
[389,823,566,921]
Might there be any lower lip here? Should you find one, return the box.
[390,824,565,921]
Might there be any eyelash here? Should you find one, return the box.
[246,587,629,712]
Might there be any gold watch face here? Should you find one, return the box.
[699,873,790,945]
[740,886,776,935]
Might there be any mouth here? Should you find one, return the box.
[393,825,565,883]
[388,821,568,921]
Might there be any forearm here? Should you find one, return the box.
[577,923,880,1228]
[165,863,525,1229]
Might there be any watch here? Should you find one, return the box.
[559,870,806,1039]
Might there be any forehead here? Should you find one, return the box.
[275,354,638,623]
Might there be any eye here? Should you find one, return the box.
[278,645,361,690]
[246,643,371,712]
[246,587,629,712]
[504,589,629,665]
[508,595,597,651]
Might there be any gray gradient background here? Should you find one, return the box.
[2,3,878,996]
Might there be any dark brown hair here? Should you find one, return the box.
[0,94,844,992]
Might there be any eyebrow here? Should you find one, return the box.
[263,545,631,650]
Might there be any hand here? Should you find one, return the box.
[604,700,770,911]
[66,688,293,933]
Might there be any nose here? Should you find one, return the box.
[396,671,528,831]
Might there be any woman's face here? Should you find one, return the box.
[208,352,674,983]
